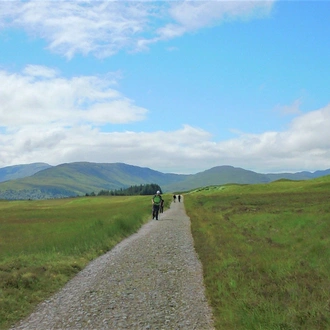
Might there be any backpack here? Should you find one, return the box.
[153,195,162,205]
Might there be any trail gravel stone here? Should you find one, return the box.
[11,199,214,330]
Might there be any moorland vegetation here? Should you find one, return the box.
[0,195,170,329]
[185,177,330,329]
[1,176,330,329]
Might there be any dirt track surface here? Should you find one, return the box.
[11,200,214,330]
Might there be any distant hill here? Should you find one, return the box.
[163,166,330,192]
[163,165,270,192]
[0,162,329,200]
[0,163,52,183]
[265,169,330,181]
[0,162,186,200]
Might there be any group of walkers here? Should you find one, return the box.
[151,191,182,220]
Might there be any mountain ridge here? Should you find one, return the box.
[0,162,329,200]
[0,162,52,182]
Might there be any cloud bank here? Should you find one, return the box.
[1,65,330,174]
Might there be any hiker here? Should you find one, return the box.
[160,198,164,213]
[173,194,176,202]
[152,190,163,220]
[178,194,181,202]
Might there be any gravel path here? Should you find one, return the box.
[11,200,214,330]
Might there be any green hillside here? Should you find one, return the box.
[0,162,186,199]
[0,163,52,183]
[0,162,329,200]
[164,165,271,192]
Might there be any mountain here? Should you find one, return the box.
[163,166,330,192]
[0,162,329,200]
[264,169,330,181]
[163,165,270,192]
[0,162,186,200]
[0,163,52,183]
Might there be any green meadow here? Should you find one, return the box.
[185,177,330,330]
[1,177,330,330]
[0,195,164,330]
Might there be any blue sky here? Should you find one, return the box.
[0,1,330,174]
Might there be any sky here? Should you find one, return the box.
[0,0,330,174]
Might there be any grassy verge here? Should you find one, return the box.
[185,179,330,330]
[0,195,161,330]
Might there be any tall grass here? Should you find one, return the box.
[185,180,330,330]
[0,195,157,330]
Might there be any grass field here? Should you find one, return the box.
[2,178,330,330]
[0,195,164,330]
[185,178,330,330]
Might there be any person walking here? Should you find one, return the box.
[173,194,176,202]
[160,198,164,214]
[152,190,162,220]
[178,194,181,202]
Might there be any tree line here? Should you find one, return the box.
[86,183,163,197]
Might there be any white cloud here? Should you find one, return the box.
[275,99,302,116]
[0,1,155,58]
[87,100,147,124]
[0,0,275,58]
[23,65,59,78]
[0,66,148,127]
[159,0,274,38]
[214,104,330,172]
[1,104,330,174]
